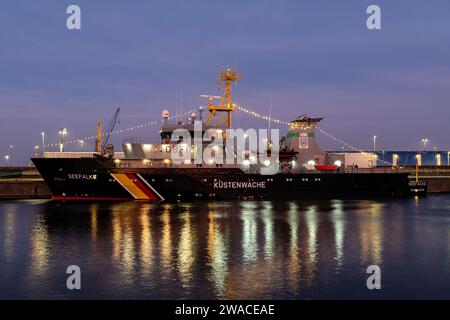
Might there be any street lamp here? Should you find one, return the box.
[59,128,67,152]
[372,136,377,167]
[41,131,45,153]
[9,145,13,165]
[421,138,428,151]
[4,155,10,166]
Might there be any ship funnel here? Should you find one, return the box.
[286,115,326,166]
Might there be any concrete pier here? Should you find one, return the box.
[0,167,51,199]
[344,165,450,193]
[414,177,450,193]
[0,179,51,199]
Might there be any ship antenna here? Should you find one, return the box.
[178,86,183,121]
[175,91,178,124]
[268,92,273,140]
[178,86,183,124]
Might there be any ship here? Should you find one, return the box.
[32,68,412,201]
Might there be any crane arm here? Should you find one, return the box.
[102,108,120,150]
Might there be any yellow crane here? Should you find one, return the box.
[202,67,242,129]
[96,120,102,154]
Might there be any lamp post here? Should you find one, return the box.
[421,138,428,151]
[34,145,39,157]
[4,155,10,166]
[59,128,67,152]
[41,131,45,154]
[372,135,377,168]
[9,145,13,166]
[415,154,420,182]
[79,139,84,151]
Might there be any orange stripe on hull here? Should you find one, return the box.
[111,173,159,201]
[127,173,159,201]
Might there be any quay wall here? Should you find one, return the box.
[0,180,51,199]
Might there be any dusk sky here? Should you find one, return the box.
[1,0,450,165]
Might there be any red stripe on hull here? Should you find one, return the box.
[125,173,159,201]
[52,196,132,201]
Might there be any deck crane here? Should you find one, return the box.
[96,108,120,157]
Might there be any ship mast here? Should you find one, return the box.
[202,66,242,129]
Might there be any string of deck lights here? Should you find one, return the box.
[44,109,196,148]
[43,104,391,166]
[235,105,393,165]
[235,105,291,125]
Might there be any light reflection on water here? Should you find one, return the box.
[159,204,173,282]
[3,203,17,262]
[206,207,229,298]
[30,215,50,277]
[332,200,345,268]
[139,205,153,278]
[305,204,318,287]
[287,202,301,294]
[1,196,450,299]
[241,202,258,265]
[357,202,383,266]
[177,205,195,289]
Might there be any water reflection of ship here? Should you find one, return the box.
[23,200,386,298]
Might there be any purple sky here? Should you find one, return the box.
[1,0,450,165]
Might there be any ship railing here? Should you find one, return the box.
[344,167,396,174]
[123,137,163,145]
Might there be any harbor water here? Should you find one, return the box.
[1,196,450,299]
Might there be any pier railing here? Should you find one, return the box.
[343,165,450,175]
[395,165,450,176]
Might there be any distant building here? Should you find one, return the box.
[374,151,450,166]
[326,152,377,169]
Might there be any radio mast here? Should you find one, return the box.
[202,66,242,129]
